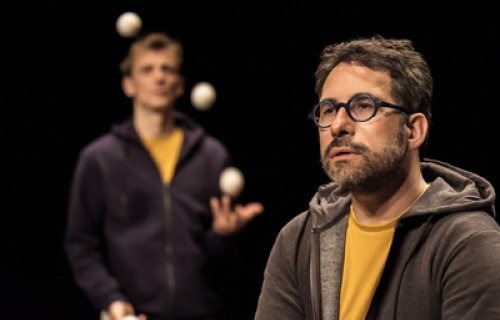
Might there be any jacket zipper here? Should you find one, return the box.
[164,184,176,316]
[135,134,179,317]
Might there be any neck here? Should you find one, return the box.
[350,156,427,225]
[133,102,176,139]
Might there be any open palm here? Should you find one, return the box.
[210,195,264,236]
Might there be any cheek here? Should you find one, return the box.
[167,74,179,83]
[135,81,148,94]
[319,129,331,155]
[356,122,395,149]
[171,80,180,90]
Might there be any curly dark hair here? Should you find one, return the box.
[314,35,433,156]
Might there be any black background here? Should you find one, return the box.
[1,1,499,319]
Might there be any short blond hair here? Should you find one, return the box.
[120,32,183,75]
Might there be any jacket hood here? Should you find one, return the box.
[309,159,496,230]
[111,111,206,161]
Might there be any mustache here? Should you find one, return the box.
[324,138,369,159]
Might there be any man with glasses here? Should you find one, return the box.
[255,36,500,319]
[65,33,263,320]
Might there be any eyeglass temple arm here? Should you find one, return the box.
[380,102,413,114]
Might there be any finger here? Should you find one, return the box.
[236,203,264,222]
[239,203,264,216]
[247,202,264,214]
[210,197,221,217]
[138,314,147,320]
[221,195,231,213]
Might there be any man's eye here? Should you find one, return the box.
[322,106,335,114]
[162,66,174,73]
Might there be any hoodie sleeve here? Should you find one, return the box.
[440,213,500,319]
[255,222,309,320]
[64,150,127,310]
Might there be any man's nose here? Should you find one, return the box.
[330,106,354,137]
[154,68,166,82]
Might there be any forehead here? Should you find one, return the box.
[132,48,180,68]
[321,61,393,102]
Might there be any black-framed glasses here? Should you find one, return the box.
[309,94,413,128]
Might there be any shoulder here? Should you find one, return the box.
[280,210,311,239]
[274,210,312,260]
[188,130,231,166]
[436,211,500,240]
[77,133,123,165]
[429,211,500,265]
[176,111,230,159]
[80,133,120,158]
[200,134,229,156]
[257,210,313,320]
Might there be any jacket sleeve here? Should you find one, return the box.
[255,228,306,320]
[441,219,500,319]
[64,150,127,310]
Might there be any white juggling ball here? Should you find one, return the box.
[220,167,245,198]
[191,82,217,111]
[122,316,138,320]
[116,12,142,38]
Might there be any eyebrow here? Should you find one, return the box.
[320,92,381,103]
[138,63,179,73]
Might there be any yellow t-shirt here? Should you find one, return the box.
[140,127,184,184]
[339,183,430,320]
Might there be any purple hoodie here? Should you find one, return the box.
[65,112,235,319]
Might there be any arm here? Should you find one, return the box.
[202,140,264,256]
[64,151,127,311]
[441,226,500,319]
[255,229,306,320]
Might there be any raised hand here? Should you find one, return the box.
[210,195,264,236]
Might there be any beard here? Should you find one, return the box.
[321,124,406,193]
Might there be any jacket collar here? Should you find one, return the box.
[111,111,206,163]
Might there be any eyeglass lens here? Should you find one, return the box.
[315,96,375,126]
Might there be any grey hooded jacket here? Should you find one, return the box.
[255,159,500,320]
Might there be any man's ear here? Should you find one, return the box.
[406,113,428,152]
[174,75,185,98]
[122,76,135,98]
